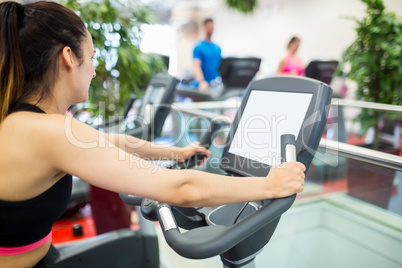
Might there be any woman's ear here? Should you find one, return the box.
[61,46,74,72]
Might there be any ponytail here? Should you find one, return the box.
[0,1,25,123]
[0,1,87,123]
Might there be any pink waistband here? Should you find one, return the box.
[0,232,52,256]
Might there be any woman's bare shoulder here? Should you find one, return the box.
[2,112,77,139]
[0,113,77,198]
[1,112,101,157]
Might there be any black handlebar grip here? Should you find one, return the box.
[169,119,223,169]
[198,119,223,148]
[172,152,208,170]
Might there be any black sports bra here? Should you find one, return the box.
[0,103,72,247]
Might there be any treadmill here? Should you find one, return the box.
[175,57,261,102]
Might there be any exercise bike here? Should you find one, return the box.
[121,75,333,267]
[49,75,331,267]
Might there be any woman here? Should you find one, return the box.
[0,1,306,267]
[276,36,305,76]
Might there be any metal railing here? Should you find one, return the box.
[172,99,402,171]
[331,98,402,113]
[173,98,402,113]
[319,139,402,171]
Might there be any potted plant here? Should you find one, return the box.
[59,0,167,232]
[339,0,402,208]
[225,0,258,14]
[63,0,167,120]
[340,0,402,149]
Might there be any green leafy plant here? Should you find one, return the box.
[225,0,258,14]
[62,0,167,118]
[340,0,402,149]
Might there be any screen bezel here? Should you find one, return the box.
[227,89,313,167]
[220,76,331,177]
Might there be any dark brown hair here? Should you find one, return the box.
[0,1,87,122]
[203,18,214,26]
[287,36,300,49]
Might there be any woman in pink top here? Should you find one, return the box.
[277,36,305,76]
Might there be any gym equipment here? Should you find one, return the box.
[123,72,178,140]
[48,72,179,267]
[304,60,339,85]
[88,72,179,234]
[175,57,261,102]
[89,72,178,235]
[98,72,179,140]
[122,76,332,267]
[168,118,223,170]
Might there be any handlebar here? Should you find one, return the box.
[150,195,295,259]
[139,134,297,259]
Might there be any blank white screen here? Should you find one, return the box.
[228,90,313,166]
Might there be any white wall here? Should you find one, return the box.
[171,0,402,77]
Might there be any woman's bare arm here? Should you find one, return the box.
[276,58,286,75]
[106,133,210,162]
[35,114,305,207]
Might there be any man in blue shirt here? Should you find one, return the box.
[193,18,222,91]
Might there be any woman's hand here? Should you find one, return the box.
[198,80,210,91]
[266,161,306,198]
[176,142,211,165]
